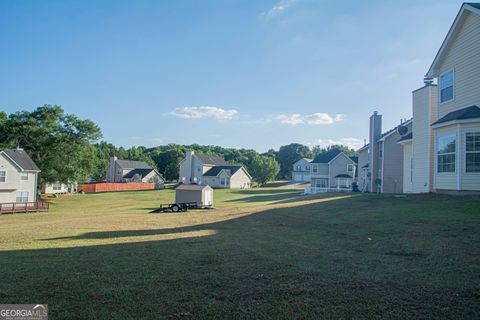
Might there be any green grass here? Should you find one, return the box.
[0,189,479,319]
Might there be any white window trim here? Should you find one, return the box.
[436,133,456,174]
[464,131,480,174]
[0,170,6,182]
[439,69,455,104]
[347,164,354,172]
[20,172,29,181]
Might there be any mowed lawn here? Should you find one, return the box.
[0,188,479,319]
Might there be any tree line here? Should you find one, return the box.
[0,105,357,187]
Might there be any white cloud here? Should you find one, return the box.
[309,138,365,150]
[260,0,298,21]
[276,113,345,125]
[170,106,238,120]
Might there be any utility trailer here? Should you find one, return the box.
[151,201,212,213]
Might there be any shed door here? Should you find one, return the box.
[204,191,212,205]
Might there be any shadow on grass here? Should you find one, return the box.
[1,194,480,319]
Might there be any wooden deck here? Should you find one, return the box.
[0,201,49,214]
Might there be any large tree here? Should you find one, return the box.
[276,143,312,179]
[249,155,280,185]
[0,105,102,186]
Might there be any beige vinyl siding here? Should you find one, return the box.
[412,85,438,193]
[435,11,480,118]
[461,123,480,190]
[311,163,329,177]
[434,125,458,190]
[230,169,252,189]
[0,154,37,203]
[402,141,413,193]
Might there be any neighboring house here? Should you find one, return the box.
[399,3,480,193]
[309,149,357,192]
[179,151,252,189]
[0,148,41,203]
[43,182,78,194]
[357,112,412,193]
[292,158,312,182]
[106,157,165,188]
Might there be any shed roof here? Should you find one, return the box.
[431,105,480,126]
[335,174,353,179]
[176,184,212,191]
[1,148,40,171]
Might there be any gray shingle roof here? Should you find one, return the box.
[312,149,342,163]
[335,174,353,179]
[432,106,480,126]
[196,155,228,166]
[349,156,358,164]
[1,148,40,171]
[116,160,152,169]
[176,184,212,191]
[122,168,155,179]
[203,166,242,177]
[466,3,480,10]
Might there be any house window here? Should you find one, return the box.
[314,178,328,188]
[347,164,354,173]
[220,178,226,185]
[295,165,301,171]
[305,165,310,171]
[53,183,62,191]
[336,178,351,188]
[0,171,5,182]
[197,167,201,172]
[440,70,454,103]
[21,173,28,181]
[466,132,480,172]
[437,134,456,173]
[16,191,29,203]
[312,165,318,173]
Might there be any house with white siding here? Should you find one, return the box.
[399,2,480,193]
[179,151,252,189]
[357,112,412,193]
[292,158,312,182]
[0,148,40,203]
[306,149,357,193]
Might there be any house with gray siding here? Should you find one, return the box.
[399,3,480,193]
[0,148,40,203]
[307,149,357,193]
[357,112,412,193]
[106,157,165,188]
[179,151,252,189]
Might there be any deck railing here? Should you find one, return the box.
[0,201,49,214]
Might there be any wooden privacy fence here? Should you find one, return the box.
[78,182,155,193]
[0,201,49,214]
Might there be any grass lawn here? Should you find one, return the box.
[0,188,479,319]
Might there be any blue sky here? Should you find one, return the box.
[0,0,465,152]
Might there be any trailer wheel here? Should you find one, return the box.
[172,204,180,212]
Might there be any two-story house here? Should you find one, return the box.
[399,3,480,193]
[106,157,165,188]
[307,149,357,193]
[179,151,252,189]
[357,112,412,193]
[0,148,41,203]
[292,158,312,182]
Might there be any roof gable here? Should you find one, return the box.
[312,149,342,164]
[203,166,242,177]
[426,3,480,77]
[1,148,40,171]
